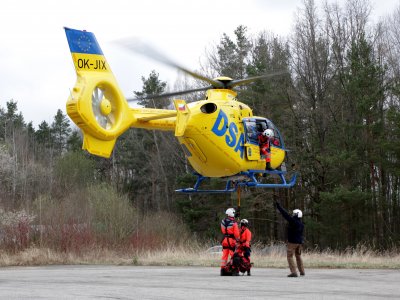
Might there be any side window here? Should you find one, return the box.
[245,121,258,144]
[266,122,282,147]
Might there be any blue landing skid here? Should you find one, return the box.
[175,170,297,194]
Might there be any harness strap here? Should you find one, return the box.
[222,245,236,250]
[224,225,232,250]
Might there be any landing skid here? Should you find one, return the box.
[175,170,297,194]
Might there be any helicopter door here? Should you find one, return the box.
[265,120,286,168]
[243,120,260,161]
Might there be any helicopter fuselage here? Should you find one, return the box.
[129,89,285,177]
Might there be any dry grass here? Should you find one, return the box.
[0,247,131,266]
[1,244,399,269]
[303,249,400,269]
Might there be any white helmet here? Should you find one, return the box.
[293,209,303,218]
[226,208,235,217]
[240,219,249,226]
[263,129,274,138]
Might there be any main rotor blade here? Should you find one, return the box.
[117,39,223,88]
[228,70,289,88]
[126,86,211,102]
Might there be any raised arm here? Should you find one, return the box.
[276,201,294,223]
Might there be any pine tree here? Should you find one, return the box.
[51,109,71,155]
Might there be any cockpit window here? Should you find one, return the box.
[266,121,282,147]
[243,118,283,148]
[244,121,258,144]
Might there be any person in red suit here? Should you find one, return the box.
[220,208,240,275]
[238,218,252,276]
[258,128,276,169]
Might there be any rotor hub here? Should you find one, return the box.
[100,98,112,115]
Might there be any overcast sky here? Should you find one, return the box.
[0,0,398,128]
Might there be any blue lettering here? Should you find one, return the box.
[211,109,245,159]
[234,133,245,159]
[226,122,237,147]
[211,110,228,136]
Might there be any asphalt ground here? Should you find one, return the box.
[0,265,398,299]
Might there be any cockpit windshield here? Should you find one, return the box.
[243,117,283,148]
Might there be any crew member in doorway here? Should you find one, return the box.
[258,128,275,170]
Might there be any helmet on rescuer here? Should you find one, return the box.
[240,219,249,226]
[225,208,235,218]
[263,129,274,138]
[292,209,303,218]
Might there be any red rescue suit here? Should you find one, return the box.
[220,217,240,268]
[240,227,252,248]
[238,226,252,261]
[258,134,271,163]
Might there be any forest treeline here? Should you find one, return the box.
[1,0,399,252]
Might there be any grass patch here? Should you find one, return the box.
[1,244,399,269]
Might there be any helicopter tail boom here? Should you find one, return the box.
[129,99,190,136]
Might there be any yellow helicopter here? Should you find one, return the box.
[64,27,296,193]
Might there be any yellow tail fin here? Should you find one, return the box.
[65,27,133,158]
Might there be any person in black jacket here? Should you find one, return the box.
[275,201,305,277]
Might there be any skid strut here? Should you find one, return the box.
[175,170,297,194]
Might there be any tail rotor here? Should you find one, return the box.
[91,86,116,130]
